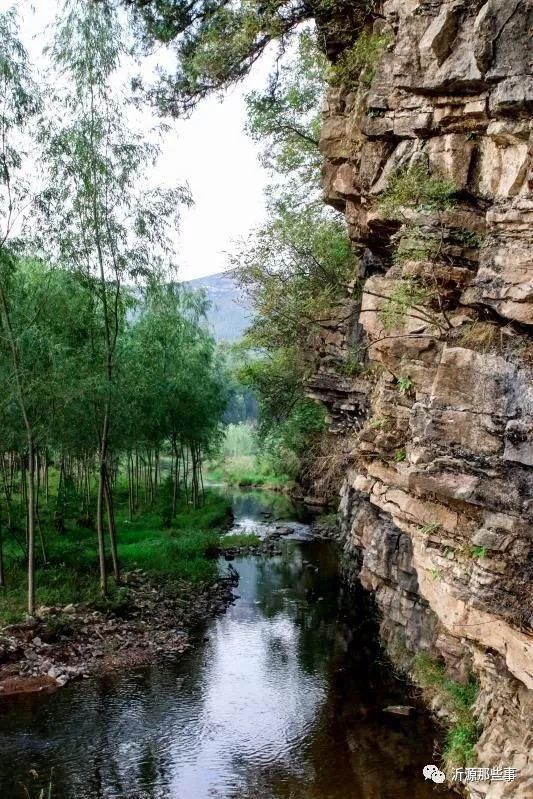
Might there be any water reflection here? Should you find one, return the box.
[0,492,453,799]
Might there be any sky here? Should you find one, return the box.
[4,0,271,281]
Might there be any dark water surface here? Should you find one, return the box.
[0,490,453,799]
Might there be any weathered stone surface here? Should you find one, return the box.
[317,0,533,792]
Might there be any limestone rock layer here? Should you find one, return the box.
[316,1,532,795]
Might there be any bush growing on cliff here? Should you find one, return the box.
[379,278,432,331]
[379,162,457,217]
[329,29,392,89]
[413,653,480,771]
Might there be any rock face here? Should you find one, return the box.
[316,1,532,795]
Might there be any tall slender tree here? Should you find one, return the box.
[41,0,190,594]
[0,9,41,614]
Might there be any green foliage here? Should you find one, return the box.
[450,229,482,248]
[420,522,441,535]
[379,278,431,331]
[392,228,436,264]
[413,653,480,770]
[0,8,41,241]
[394,448,406,462]
[207,454,292,488]
[471,545,487,559]
[262,398,326,479]
[396,376,413,394]
[126,0,366,115]
[245,31,326,200]
[337,352,363,376]
[222,422,257,458]
[234,207,355,351]
[369,418,385,429]
[379,162,457,217]
[0,485,230,625]
[219,533,261,550]
[235,346,326,479]
[430,567,440,581]
[329,30,391,89]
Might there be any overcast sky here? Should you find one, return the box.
[4,0,271,281]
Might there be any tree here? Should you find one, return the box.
[118,282,227,515]
[40,0,190,594]
[0,9,42,614]
[233,207,355,352]
[123,0,381,115]
[229,28,354,482]
[245,31,326,208]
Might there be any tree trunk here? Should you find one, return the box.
[154,447,160,491]
[96,410,110,597]
[35,451,48,564]
[103,465,120,582]
[26,440,36,615]
[44,451,49,505]
[55,456,66,534]
[0,520,5,589]
[1,455,13,530]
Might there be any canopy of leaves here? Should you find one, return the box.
[245,31,326,201]
[233,207,355,351]
[123,0,378,115]
[0,255,227,463]
[0,8,41,250]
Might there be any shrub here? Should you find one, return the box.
[413,653,480,771]
[329,30,392,89]
[380,162,457,217]
[420,522,441,535]
[369,417,385,429]
[379,278,431,331]
[219,533,260,550]
[396,375,413,394]
[392,227,435,264]
[459,322,501,353]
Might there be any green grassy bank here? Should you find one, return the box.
[206,454,292,489]
[0,480,232,626]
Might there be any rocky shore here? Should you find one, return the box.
[0,568,238,698]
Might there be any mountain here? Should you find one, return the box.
[186,270,252,343]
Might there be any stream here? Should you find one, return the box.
[0,489,454,799]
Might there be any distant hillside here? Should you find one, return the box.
[186,270,252,343]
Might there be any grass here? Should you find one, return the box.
[459,322,501,353]
[206,455,292,489]
[329,30,392,89]
[219,533,261,550]
[420,522,441,535]
[413,653,480,771]
[379,162,457,217]
[397,376,413,394]
[0,480,232,626]
[369,418,386,430]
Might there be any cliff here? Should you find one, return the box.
[313,1,532,795]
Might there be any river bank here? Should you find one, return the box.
[0,489,314,698]
[0,567,238,698]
